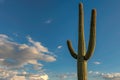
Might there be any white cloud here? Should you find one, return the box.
[0,34,56,68]
[11,76,26,80]
[27,36,49,53]
[57,45,62,49]
[88,71,93,74]
[89,71,120,80]
[102,73,120,80]
[28,74,48,80]
[0,68,49,80]
[0,34,57,80]
[93,61,101,65]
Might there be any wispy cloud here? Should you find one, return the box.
[45,19,52,24]
[89,71,120,80]
[57,45,62,49]
[93,61,101,65]
[13,33,19,37]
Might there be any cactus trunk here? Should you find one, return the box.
[77,60,87,80]
[67,2,96,80]
[77,3,87,80]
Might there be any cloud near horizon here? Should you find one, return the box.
[0,68,48,80]
[50,72,77,80]
[89,71,120,80]
[0,34,56,68]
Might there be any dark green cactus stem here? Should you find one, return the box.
[67,3,96,80]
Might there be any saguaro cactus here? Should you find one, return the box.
[67,3,96,80]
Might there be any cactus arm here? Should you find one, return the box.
[67,40,77,59]
[78,3,86,57]
[84,9,96,60]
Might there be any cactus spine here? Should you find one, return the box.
[67,3,96,80]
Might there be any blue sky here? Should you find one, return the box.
[0,0,120,80]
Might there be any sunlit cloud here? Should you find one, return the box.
[12,76,26,80]
[27,36,49,53]
[0,33,56,80]
[0,34,56,80]
[0,68,49,80]
[28,74,48,80]
[0,34,56,68]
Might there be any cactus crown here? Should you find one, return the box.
[67,3,96,61]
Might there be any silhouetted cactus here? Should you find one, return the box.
[67,3,96,80]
